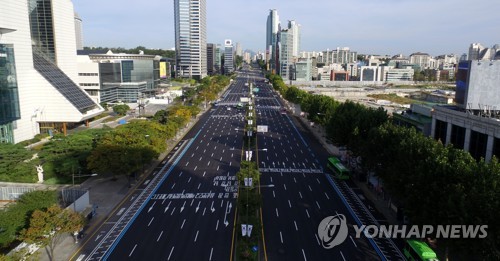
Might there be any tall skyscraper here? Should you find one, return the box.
[174,0,207,80]
[74,12,83,50]
[215,44,222,74]
[266,9,280,72]
[279,20,301,80]
[235,42,242,57]
[0,0,102,143]
[224,39,234,75]
[288,20,300,57]
[206,43,215,75]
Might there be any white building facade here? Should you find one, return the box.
[0,0,102,143]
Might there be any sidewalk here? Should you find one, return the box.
[34,103,213,261]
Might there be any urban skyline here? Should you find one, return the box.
[73,0,500,56]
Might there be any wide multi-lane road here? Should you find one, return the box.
[75,76,250,260]
[250,66,402,260]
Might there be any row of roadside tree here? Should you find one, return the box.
[267,73,499,259]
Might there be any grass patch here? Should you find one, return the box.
[367,93,424,105]
[101,116,120,123]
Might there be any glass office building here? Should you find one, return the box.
[0,44,21,143]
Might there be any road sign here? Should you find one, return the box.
[241,224,247,237]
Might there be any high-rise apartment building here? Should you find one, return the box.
[266,9,280,71]
[224,39,234,74]
[0,0,102,143]
[174,0,207,80]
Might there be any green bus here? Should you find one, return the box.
[403,240,439,261]
[326,157,350,180]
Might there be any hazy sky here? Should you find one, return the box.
[73,0,500,56]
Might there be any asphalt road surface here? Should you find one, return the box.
[79,76,250,261]
[250,66,400,261]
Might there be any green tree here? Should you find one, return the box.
[20,205,84,261]
[112,104,130,116]
[0,143,36,182]
[0,190,57,250]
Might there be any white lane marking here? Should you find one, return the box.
[288,200,292,208]
[280,231,283,243]
[340,251,346,261]
[299,192,303,199]
[203,171,206,177]
[172,183,176,189]
[350,236,358,247]
[157,231,163,242]
[294,221,298,231]
[179,172,183,177]
[275,208,279,217]
[284,184,287,190]
[294,177,297,183]
[308,185,312,191]
[188,177,191,183]
[302,249,307,261]
[316,178,320,184]
[148,202,156,213]
[198,183,201,189]
[207,161,210,166]
[216,219,219,231]
[272,191,275,198]
[186,162,189,167]
[171,207,176,215]
[315,234,321,246]
[129,244,137,257]
[168,246,175,260]
[181,219,186,229]
[209,247,214,261]
[316,201,321,209]
[194,230,199,242]
[148,217,154,227]
[270,177,273,183]
[164,202,171,213]
[194,166,198,171]
[305,209,310,218]
[324,192,330,200]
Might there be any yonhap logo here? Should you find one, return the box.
[317,214,349,249]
